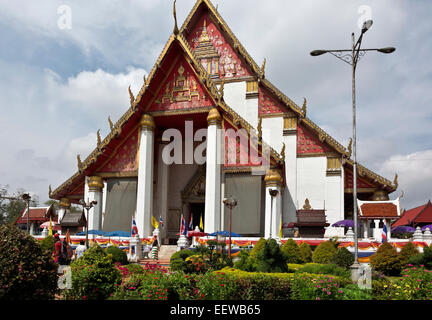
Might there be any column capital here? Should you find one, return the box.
[140,113,155,131]
[88,176,104,192]
[207,108,222,126]
[264,168,283,187]
[58,197,71,208]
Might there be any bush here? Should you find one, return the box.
[398,242,419,267]
[0,224,58,300]
[370,243,403,276]
[331,247,354,269]
[342,284,372,300]
[234,250,255,272]
[105,246,128,265]
[281,239,302,264]
[312,241,337,264]
[299,242,312,263]
[255,239,288,273]
[407,245,432,269]
[63,245,121,300]
[39,235,55,255]
[295,263,351,279]
[170,249,196,272]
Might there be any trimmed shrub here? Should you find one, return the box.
[398,242,419,267]
[312,241,337,264]
[370,243,403,276]
[63,245,121,300]
[299,242,313,263]
[295,263,351,279]
[0,224,58,300]
[39,235,55,255]
[233,250,255,272]
[170,249,196,272]
[407,245,432,269]
[105,246,128,265]
[287,263,303,273]
[331,247,355,269]
[255,239,288,273]
[281,239,302,264]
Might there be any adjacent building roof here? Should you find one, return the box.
[392,200,432,227]
[15,205,56,224]
[357,198,401,219]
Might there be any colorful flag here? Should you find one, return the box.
[180,214,187,236]
[48,217,53,236]
[188,214,193,231]
[159,216,164,229]
[199,214,204,231]
[131,218,138,236]
[152,216,159,229]
[382,224,387,243]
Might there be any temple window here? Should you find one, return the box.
[283,116,297,135]
[245,81,258,99]
[326,157,341,175]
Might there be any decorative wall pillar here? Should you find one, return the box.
[156,139,169,243]
[204,108,222,234]
[57,197,71,224]
[385,219,392,242]
[136,114,155,238]
[87,176,104,231]
[373,219,381,242]
[264,169,283,239]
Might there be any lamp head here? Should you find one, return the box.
[22,193,31,201]
[310,50,327,56]
[361,19,373,33]
[377,47,396,54]
[79,199,84,205]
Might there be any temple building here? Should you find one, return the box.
[49,0,397,244]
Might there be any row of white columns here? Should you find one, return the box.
[59,108,284,240]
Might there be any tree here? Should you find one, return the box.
[281,238,302,263]
[0,185,39,225]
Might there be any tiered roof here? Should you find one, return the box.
[392,201,432,227]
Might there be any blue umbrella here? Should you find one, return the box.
[391,226,415,234]
[77,229,106,236]
[208,231,242,237]
[331,220,359,228]
[104,230,131,237]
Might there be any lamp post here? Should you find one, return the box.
[79,198,97,249]
[269,189,279,239]
[310,20,395,280]
[223,195,237,259]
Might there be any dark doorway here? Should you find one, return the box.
[189,203,205,231]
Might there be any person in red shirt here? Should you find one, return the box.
[53,233,62,264]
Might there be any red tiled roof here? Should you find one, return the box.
[15,207,57,224]
[360,203,399,218]
[392,201,432,227]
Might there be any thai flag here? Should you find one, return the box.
[188,214,193,231]
[159,216,164,229]
[131,218,138,237]
[382,224,387,243]
[180,215,187,236]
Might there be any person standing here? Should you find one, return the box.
[75,240,87,259]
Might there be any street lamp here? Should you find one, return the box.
[223,195,237,259]
[310,19,395,280]
[21,193,31,233]
[79,198,97,249]
[268,189,279,239]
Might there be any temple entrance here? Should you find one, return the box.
[189,202,205,231]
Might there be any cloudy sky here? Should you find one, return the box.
[0,0,431,210]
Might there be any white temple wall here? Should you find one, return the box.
[261,117,284,152]
[296,156,326,210]
[223,82,258,129]
[324,170,345,237]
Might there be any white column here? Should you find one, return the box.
[204,108,222,234]
[87,176,104,230]
[264,169,283,239]
[136,114,155,238]
[373,219,381,242]
[156,140,169,243]
[220,171,226,230]
[363,220,368,239]
[385,219,391,241]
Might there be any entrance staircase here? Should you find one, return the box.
[138,245,177,268]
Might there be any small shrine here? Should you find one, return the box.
[294,199,329,238]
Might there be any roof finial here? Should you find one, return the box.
[281,143,286,161]
[260,58,266,78]
[347,138,352,158]
[394,173,398,189]
[301,97,307,117]
[77,154,83,171]
[173,0,179,35]
[108,116,114,131]
[128,85,135,109]
[48,185,52,198]
[218,79,225,100]
[97,129,102,149]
